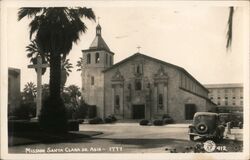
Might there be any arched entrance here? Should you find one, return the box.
[132,104,145,119]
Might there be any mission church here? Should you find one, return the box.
[81,24,216,122]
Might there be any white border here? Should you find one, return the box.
[1,0,249,160]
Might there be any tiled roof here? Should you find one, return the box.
[88,24,110,51]
[89,35,110,51]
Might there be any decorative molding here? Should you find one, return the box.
[111,69,124,82]
[154,66,168,80]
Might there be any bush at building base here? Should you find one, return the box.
[162,114,174,124]
[87,105,97,118]
[11,102,36,120]
[104,117,113,123]
[153,119,164,126]
[89,117,104,124]
[104,115,117,123]
[140,119,149,126]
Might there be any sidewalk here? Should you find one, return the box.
[224,129,243,141]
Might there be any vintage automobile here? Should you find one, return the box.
[219,112,243,129]
[188,112,225,141]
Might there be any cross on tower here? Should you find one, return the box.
[28,55,49,118]
[137,46,141,53]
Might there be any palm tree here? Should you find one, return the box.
[22,82,37,102]
[64,85,81,107]
[226,7,234,50]
[18,7,95,132]
[26,40,73,85]
[61,58,73,90]
[26,40,48,75]
[76,57,85,72]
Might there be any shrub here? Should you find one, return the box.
[8,120,80,132]
[104,117,113,123]
[153,119,164,126]
[65,103,75,119]
[8,120,40,132]
[140,119,149,126]
[89,117,103,124]
[87,105,97,118]
[104,115,117,123]
[13,102,36,120]
[67,120,79,131]
[75,100,88,119]
[108,114,117,121]
[162,114,174,124]
[77,119,84,124]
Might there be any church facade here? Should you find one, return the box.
[81,24,216,122]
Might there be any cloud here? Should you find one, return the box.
[115,35,129,39]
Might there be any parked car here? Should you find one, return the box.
[219,113,232,126]
[230,112,243,129]
[188,112,225,141]
[219,112,243,129]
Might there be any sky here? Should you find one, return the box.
[5,1,249,91]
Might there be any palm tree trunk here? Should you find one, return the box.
[226,7,234,50]
[39,52,67,133]
[49,54,61,98]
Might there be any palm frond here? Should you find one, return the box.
[226,7,234,50]
[18,8,43,21]
[76,7,96,21]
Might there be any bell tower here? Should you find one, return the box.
[81,23,115,118]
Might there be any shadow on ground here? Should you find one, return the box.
[8,131,103,146]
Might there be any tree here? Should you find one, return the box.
[26,40,73,90]
[76,57,85,72]
[64,85,81,107]
[18,7,95,133]
[26,40,48,75]
[62,85,81,119]
[61,58,73,90]
[22,82,37,102]
[226,7,234,50]
[17,82,37,119]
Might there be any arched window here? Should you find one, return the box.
[158,94,163,105]
[135,79,142,90]
[134,64,143,75]
[91,76,94,85]
[136,65,140,74]
[106,54,108,65]
[115,95,120,107]
[87,54,91,64]
[95,52,100,63]
[110,55,112,65]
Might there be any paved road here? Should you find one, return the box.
[8,123,243,153]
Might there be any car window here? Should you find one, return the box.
[194,115,216,124]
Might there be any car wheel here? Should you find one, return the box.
[196,123,208,134]
[189,135,195,141]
